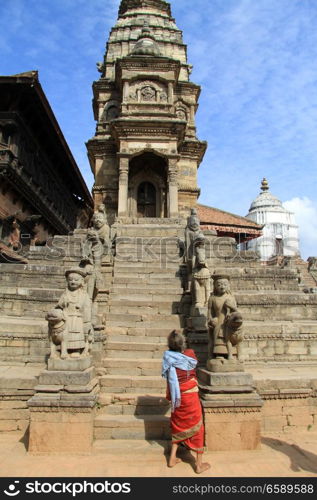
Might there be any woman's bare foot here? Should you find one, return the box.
[195,462,211,474]
[168,458,181,468]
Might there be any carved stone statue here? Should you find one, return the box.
[308,257,317,284]
[82,205,110,266]
[207,274,243,364]
[46,268,92,359]
[191,235,211,307]
[185,208,205,292]
[81,205,111,327]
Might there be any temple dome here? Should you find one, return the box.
[131,26,162,56]
[248,178,287,213]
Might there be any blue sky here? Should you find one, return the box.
[0,0,316,258]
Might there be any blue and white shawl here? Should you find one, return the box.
[162,350,197,412]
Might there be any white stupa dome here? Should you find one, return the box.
[249,178,287,213]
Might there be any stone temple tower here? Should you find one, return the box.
[87,0,207,220]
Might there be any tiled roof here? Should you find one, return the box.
[197,204,263,235]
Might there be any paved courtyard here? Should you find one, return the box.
[0,430,316,478]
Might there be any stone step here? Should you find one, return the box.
[238,305,317,320]
[231,284,300,292]
[114,240,179,248]
[244,320,317,335]
[106,316,181,329]
[114,248,180,257]
[101,358,162,376]
[104,334,167,344]
[107,303,179,315]
[93,414,170,440]
[112,276,182,285]
[98,393,169,415]
[0,263,65,275]
[113,271,181,279]
[111,284,183,293]
[0,317,46,335]
[99,375,165,393]
[105,341,166,359]
[105,326,176,338]
[109,293,182,302]
[114,261,181,269]
[210,266,300,277]
[0,287,61,299]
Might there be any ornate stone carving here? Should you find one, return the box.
[191,235,211,308]
[81,205,111,268]
[176,108,187,121]
[308,257,317,283]
[46,267,92,359]
[207,274,244,370]
[80,205,111,326]
[184,208,205,293]
[119,165,129,185]
[140,85,156,101]
[159,91,168,102]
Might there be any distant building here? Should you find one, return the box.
[242,178,300,261]
[0,71,93,261]
[197,204,263,244]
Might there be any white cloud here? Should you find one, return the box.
[284,197,317,260]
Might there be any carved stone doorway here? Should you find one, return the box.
[137,182,156,218]
[128,152,167,218]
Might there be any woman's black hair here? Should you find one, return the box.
[167,330,186,352]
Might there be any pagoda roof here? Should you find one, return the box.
[197,203,263,238]
[0,71,93,209]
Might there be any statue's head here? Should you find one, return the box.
[65,268,86,290]
[188,208,200,231]
[46,308,64,324]
[213,274,230,295]
[92,212,105,230]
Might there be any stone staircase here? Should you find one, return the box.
[94,224,184,441]
[296,258,317,290]
[94,229,317,443]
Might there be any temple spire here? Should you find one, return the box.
[119,0,172,16]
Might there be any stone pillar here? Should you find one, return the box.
[118,157,129,217]
[123,81,129,102]
[168,82,174,105]
[168,159,178,218]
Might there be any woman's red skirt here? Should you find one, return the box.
[169,378,204,453]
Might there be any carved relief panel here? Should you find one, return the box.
[175,100,188,122]
[129,80,168,103]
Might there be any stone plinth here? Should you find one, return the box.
[206,357,245,373]
[198,368,263,451]
[27,357,99,454]
[28,408,95,454]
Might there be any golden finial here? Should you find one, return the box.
[261,178,269,192]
